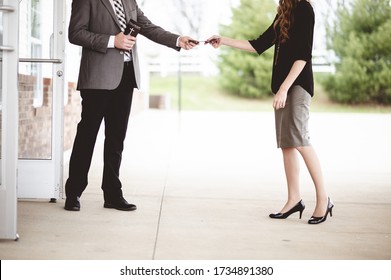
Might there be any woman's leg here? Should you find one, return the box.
[296,145,328,217]
[278,147,302,213]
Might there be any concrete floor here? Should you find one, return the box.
[1,110,390,260]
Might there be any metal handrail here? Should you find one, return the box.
[0,5,15,12]
[0,45,15,51]
[0,58,63,64]
[19,58,63,64]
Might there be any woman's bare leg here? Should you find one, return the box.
[296,145,328,217]
[278,147,302,213]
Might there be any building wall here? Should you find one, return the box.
[1,76,145,160]
[18,74,53,159]
[17,75,81,159]
[63,81,81,155]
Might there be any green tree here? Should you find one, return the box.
[324,0,391,104]
[218,0,277,99]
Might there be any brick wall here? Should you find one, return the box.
[17,76,82,159]
[0,75,146,160]
[18,74,53,159]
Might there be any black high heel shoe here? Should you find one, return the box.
[308,197,334,225]
[269,200,305,219]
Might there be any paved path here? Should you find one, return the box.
[1,110,390,260]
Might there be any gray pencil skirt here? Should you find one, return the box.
[274,85,312,149]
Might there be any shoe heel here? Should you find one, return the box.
[269,200,305,219]
[299,209,304,219]
[328,199,334,217]
[308,197,334,225]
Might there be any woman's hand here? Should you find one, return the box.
[205,35,222,48]
[273,88,288,110]
[273,60,307,110]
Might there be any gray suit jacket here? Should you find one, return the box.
[68,0,180,90]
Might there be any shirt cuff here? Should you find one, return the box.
[176,36,181,48]
[108,36,115,48]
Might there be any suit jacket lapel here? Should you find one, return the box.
[100,0,122,29]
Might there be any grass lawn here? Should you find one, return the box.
[148,73,391,113]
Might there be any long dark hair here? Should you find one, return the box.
[273,0,301,43]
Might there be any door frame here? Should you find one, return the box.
[0,0,19,240]
[17,0,65,200]
[0,0,66,240]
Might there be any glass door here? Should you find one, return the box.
[0,0,19,240]
[17,0,65,199]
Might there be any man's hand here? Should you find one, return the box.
[178,36,199,50]
[114,32,136,51]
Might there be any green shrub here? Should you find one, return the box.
[218,0,276,99]
[324,0,391,104]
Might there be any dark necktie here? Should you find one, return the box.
[113,0,131,59]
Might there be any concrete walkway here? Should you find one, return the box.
[1,110,390,260]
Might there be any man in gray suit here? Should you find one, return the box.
[65,0,198,211]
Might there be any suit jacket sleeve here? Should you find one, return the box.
[134,3,181,51]
[68,0,110,53]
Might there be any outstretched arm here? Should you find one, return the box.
[206,35,257,53]
[136,5,197,51]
